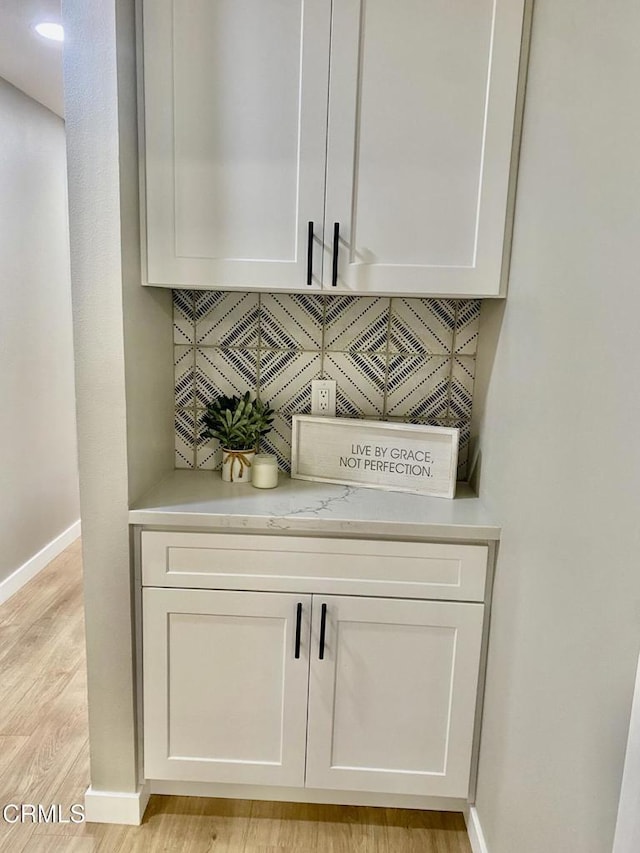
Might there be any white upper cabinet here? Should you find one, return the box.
[142,0,330,289]
[324,0,526,296]
[141,0,526,296]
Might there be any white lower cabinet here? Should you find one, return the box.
[305,595,484,798]
[143,589,311,786]
[143,554,486,800]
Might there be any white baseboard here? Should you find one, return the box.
[149,779,465,812]
[84,784,151,825]
[0,519,81,606]
[464,805,489,853]
[613,651,640,852]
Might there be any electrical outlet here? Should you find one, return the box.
[311,380,336,417]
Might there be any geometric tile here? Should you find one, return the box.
[455,421,471,481]
[174,288,481,481]
[196,442,221,471]
[196,417,222,470]
[259,412,292,472]
[174,346,196,408]
[259,351,321,414]
[449,356,475,420]
[195,348,259,407]
[259,293,324,350]
[175,409,196,469]
[389,298,455,354]
[173,290,195,344]
[323,352,386,417]
[386,414,446,427]
[195,291,259,348]
[454,300,481,355]
[324,296,389,353]
[385,355,450,420]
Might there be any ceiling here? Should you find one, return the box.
[0,0,64,117]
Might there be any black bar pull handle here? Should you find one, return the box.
[319,602,327,660]
[307,221,314,286]
[331,222,340,287]
[295,602,303,659]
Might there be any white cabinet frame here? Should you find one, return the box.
[138,0,529,296]
[138,530,494,808]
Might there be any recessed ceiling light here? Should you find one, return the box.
[34,22,64,42]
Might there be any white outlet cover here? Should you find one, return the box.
[311,380,336,417]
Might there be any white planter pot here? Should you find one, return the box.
[221,448,256,483]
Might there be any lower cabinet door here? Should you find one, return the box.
[305,595,484,798]
[143,588,311,785]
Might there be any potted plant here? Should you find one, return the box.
[200,392,274,483]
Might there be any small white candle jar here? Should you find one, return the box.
[251,454,279,489]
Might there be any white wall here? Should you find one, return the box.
[63,0,173,794]
[0,77,79,586]
[474,1,640,851]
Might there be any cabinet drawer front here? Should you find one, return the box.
[141,531,487,601]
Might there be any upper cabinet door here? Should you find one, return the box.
[142,0,330,290]
[323,0,526,296]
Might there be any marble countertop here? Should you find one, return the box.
[129,470,500,542]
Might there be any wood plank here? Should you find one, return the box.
[0,584,84,686]
[384,808,471,853]
[246,800,322,848]
[146,795,252,852]
[1,670,88,804]
[0,820,33,853]
[21,836,96,853]
[31,741,90,838]
[0,735,29,773]
[313,804,388,853]
[0,541,81,630]
[0,669,78,736]
[90,796,252,853]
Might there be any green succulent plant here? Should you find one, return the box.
[200,392,274,451]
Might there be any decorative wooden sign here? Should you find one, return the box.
[291,416,459,499]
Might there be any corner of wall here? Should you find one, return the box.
[468,299,506,497]
[116,0,175,505]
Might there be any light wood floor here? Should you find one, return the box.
[0,540,472,853]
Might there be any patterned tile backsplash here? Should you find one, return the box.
[174,291,480,480]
